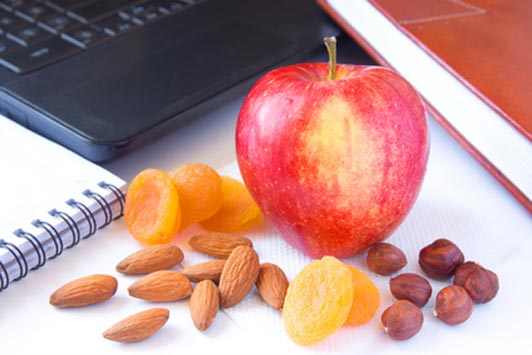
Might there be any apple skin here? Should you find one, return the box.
[235,63,429,258]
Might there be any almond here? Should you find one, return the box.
[188,232,252,259]
[256,262,289,310]
[49,274,117,307]
[189,280,219,331]
[116,244,184,275]
[128,270,192,302]
[103,308,169,343]
[218,245,260,308]
[181,259,226,283]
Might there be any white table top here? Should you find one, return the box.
[2,38,530,355]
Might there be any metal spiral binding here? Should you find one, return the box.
[0,258,8,290]
[83,189,112,228]
[14,228,47,269]
[66,198,97,238]
[32,219,63,259]
[0,239,28,283]
[0,182,124,291]
[99,181,126,219]
[49,209,81,248]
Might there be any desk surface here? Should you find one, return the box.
[2,38,531,355]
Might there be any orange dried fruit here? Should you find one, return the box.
[282,256,354,346]
[199,176,262,232]
[344,265,381,326]
[169,163,223,228]
[124,168,181,245]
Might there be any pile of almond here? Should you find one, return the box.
[49,233,289,343]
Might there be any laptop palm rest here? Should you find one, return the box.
[62,21,293,144]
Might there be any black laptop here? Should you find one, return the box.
[0,0,339,162]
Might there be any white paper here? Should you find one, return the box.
[0,117,126,284]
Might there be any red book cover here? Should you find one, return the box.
[368,0,532,140]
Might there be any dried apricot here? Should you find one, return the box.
[124,168,181,245]
[283,256,354,346]
[344,265,381,326]
[199,176,262,232]
[169,163,223,228]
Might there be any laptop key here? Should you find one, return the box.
[0,36,23,55]
[7,25,53,46]
[0,9,28,33]
[0,36,80,73]
[61,25,110,48]
[118,3,151,19]
[15,2,58,23]
[67,0,144,24]
[44,0,97,12]
[38,12,79,34]
[128,6,166,25]
[0,0,24,12]
[93,14,137,36]
[150,1,187,14]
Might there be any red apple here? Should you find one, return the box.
[235,38,429,258]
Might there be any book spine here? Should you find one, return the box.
[0,181,126,291]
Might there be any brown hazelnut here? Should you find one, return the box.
[464,267,499,304]
[453,261,499,304]
[453,261,482,286]
[434,285,473,325]
[381,300,423,340]
[366,242,407,275]
[389,273,432,307]
[419,238,464,280]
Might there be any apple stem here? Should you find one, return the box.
[324,36,337,80]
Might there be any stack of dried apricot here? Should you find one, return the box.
[123,163,262,246]
[282,256,380,346]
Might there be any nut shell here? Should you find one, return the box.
[389,273,432,307]
[381,300,424,340]
[463,267,499,304]
[453,261,481,286]
[454,262,499,304]
[366,243,407,275]
[434,285,473,325]
[419,238,464,280]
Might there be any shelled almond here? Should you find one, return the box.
[218,245,260,308]
[188,232,253,258]
[49,274,118,308]
[116,244,184,275]
[103,308,170,343]
[181,259,226,283]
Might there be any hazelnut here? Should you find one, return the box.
[453,261,499,304]
[381,300,423,340]
[366,242,407,275]
[434,285,473,325]
[453,261,482,286]
[463,268,499,304]
[419,238,464,280]
[389,273,432,307]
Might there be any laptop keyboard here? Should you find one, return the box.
[0,0,198,74]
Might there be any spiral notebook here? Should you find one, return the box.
[0,117,127,291]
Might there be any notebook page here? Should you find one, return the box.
[0,117,126,285]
